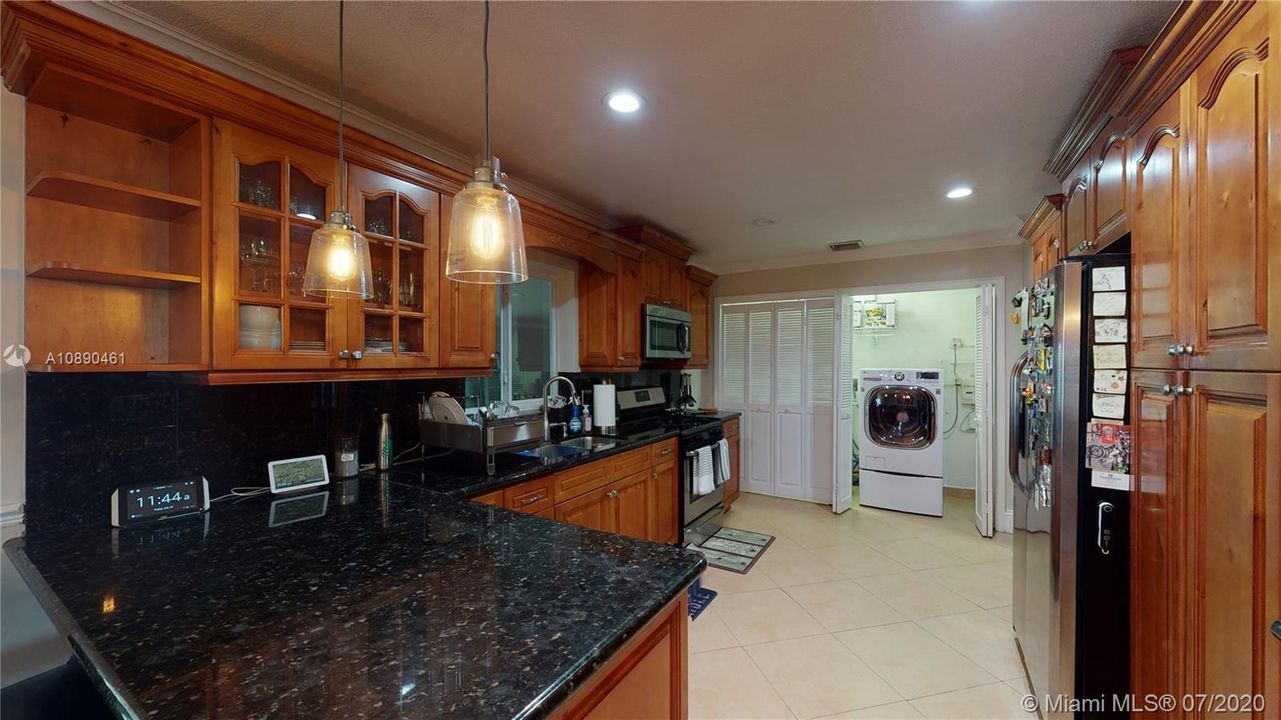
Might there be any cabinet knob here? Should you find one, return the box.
[651,471,658,479]
[1175,385,1194,396]
[618,356,625,362]
[1180,343,1195,356]
[1166,345,1181,356]
[351,350,363,360]
[338,349,351,359]
[1160,384,1175,396]
[490,352,498,360]
[607,490,619,498]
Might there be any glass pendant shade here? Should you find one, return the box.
[302,210,374,298]
[446,169,528,285]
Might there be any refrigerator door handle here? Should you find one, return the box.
[1008,353,1030,488]
[1097,501,1115,555]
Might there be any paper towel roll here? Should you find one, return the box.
[593,383,617,429]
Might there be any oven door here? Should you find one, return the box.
[645,314,690,360]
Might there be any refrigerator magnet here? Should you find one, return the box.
[1092,266,1126,292]
[1093,344,1126,368]
[1093,369,1128,394]
[1091,470,1131,492]
[1095,319,1128,343]
[1092,392,1126,419]
[1093,292,1127,317]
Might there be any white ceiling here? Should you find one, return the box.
[113,0,1173,272]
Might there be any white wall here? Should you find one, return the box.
[1,86,70,686]
[851,288,979,489]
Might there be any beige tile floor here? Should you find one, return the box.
[689,490,1034,720]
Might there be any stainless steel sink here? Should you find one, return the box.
[556,436,619,452]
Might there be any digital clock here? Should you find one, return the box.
[111,477,210,527]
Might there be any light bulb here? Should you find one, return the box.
[327,243,357,280]
[469,205,504,260]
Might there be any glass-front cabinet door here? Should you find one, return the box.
[346,165,440,369]
[213,120,346,370]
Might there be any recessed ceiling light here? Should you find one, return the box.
[603,90,645,114]
[751,217,779,227]
[946,186,974,199]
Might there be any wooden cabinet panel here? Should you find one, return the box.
[649,460,679,545]
[1130,370,1185,712]
[345,164,439,369]
[609,446,651,479]
[438,195,497,368]
[1062,171,1091,257]
[641,251,664,304]
[724,431,741,510]
[504,478,553,515]
[1093,128,1129,244]
[662,257,686,309]
[581,634,672,720]
[617,257,642,368]
[552,462,612,503]
[613,471,650,541]
[1131,90,1187,370]
[555,484,615,534]
[649,439,677,465]
[1186,7,1281,372]
[1184,371,1280,710]
[578,263,618,369]
[686,274,711,368]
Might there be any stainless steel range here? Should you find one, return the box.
[616,386,725,546]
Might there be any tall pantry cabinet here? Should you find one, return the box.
[1129,2,1280,715]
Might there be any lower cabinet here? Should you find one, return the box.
[1130,369,1281,712]
[550,592,688,720]
[649,460,679,545]
[724,419,741,511]
[555,484,617,534]
[614,470,651,541]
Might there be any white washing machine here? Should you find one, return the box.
[859,368,944,516]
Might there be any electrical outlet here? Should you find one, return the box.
[950,337,964,349]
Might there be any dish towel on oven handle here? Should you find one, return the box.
[715,438,730,487]
[694,446,716,496]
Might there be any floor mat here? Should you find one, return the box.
[688,579,717,620]
[693,527,775,574]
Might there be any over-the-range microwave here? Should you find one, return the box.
[643,304,692,360]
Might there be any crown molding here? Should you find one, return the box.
[59,0,621,231]
[702,228,1024,277]
[1017,194,1065,241]
[1043,45,1146,181]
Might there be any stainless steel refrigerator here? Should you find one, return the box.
[1010,257,1130,718]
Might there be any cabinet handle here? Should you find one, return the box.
[519,494,544,506]
[1180,343,1196,356]
[351,350,363,360]
[1166,345,1181,357]
[490,352,498,360]
[659,447,672,456]
[1161,384,1175,396]
[607,490,619,498]
[1175,385,1194,396]
[338,349,351,359]
[618,356,625,362]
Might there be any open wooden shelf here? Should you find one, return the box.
[27,261,202,289]
[27,171,201,221]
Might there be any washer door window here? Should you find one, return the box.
[866,386,937,449]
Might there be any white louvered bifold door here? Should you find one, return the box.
[745,307,776,494]
[804,300,835,504]
[973,288,995,537]
[832,295,855,513]
[772,301,806,499]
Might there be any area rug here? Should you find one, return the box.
[687,579,717,620]
[693,527,775,574]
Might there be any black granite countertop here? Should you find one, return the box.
[6,478,705,720]
[391,427,681,499]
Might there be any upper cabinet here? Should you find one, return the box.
[438,195,498,369]
[616,226,693,310]
[1062,163,1093,256]
[212,120,346,371]
[685,266,717,369]
[1018,194,1064,280]
[1183,6,1279,372]
[1092,122,1129,245]
[347,165,441,369]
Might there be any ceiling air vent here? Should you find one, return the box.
[828,240,864,252]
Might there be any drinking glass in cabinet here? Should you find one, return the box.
[238,215,281,295]
[288,166,326,220]
[239,161,280,210]
[364,195,393,237]
[238,305,281,351]
[398,247,424,311]
[288,223,317,298]
[399,198,425,244]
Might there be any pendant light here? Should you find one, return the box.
[303,0,374,299]
[446,0,528,285]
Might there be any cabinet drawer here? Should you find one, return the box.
[724,418,740,437]
[504,478,553,514]
[552,462,612,503]
[609,446,651,479]
[649,439,677,465]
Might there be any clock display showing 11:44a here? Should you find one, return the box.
[112,478,211,527]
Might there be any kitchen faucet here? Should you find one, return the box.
[542,375,578,442]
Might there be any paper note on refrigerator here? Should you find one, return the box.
[1093,292,1127,316]
[1091,471,1131,491]
[1093,344,1127,368]
[1092,392,1126,419]
[1093,369,1128,394]
[1095,319,1129,343]
[1092,266,1126,291]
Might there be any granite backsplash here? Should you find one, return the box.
[23,369,696,535]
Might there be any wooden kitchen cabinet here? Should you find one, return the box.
[685,266,716,369]
[616,226,693,310]
[1129,89,1186,370]
[617,257,643,368]
[661,256,687,309]
[1062,160,1093,257]
[723,419,741,511]
[437,195,498,369]
[345,164,440,369]
[649,460,679,545]
[212,119,347,371]
[1183,6,1280,373]
[613,470,651,541]
[556,483,617,534]
[1018,195,1064,281]
[578,255,643,372]
[1092,120,1129,246]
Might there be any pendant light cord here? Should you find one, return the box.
[483,0,491,164]
[338,0,347,212]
